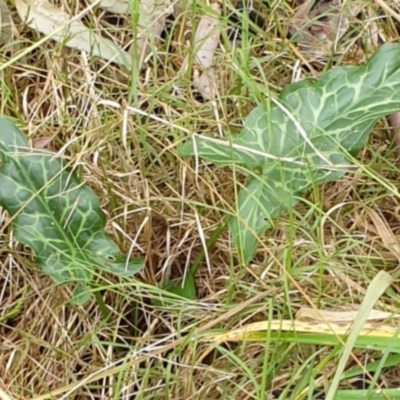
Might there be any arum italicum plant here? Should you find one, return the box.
[0,119,144,304]
[179,43,400,264]
[2,44,400,302]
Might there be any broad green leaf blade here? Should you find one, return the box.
[229,179,268,264]
[179,43,400,263]
[72,282,93,305]
[0,118,144,303]
[178,135,260,169]
[162,274,197,300]
[230,176,299,264]
[232,157,347,264]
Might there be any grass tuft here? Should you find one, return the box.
[2,0,400,399]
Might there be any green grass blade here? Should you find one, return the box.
[326,271,393,399]
[335,389,400,399]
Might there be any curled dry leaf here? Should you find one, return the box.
[15,0,132,68]
[89,0,173,63]
[191,2,221,69]
[193,67,218,101]
[133,0,173,63]
[181,2,221,100]
[289,0,362,61]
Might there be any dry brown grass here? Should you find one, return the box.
[2,0,400,399]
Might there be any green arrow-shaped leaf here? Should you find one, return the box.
[179,43,400,264]
[0,118,144,304]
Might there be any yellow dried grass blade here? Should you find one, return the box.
[208,272,396,344]
[209,319,400,343]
